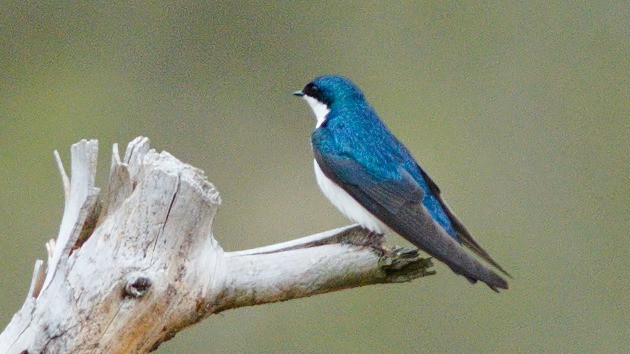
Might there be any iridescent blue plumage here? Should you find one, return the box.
[311,97,457,237]
[296,75,510,291]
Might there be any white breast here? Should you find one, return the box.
[314,159,387,234]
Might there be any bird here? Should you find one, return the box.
[293,75,511,291]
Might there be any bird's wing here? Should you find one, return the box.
[417,166,512,278]
[314,149,508,291]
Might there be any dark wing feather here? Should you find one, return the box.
[315,150,508,290]
[418,167,512,278]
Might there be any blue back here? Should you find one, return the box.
[310,75,458,239]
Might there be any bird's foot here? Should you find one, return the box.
[351,228,386,253]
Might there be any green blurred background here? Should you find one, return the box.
[1,2,627,353]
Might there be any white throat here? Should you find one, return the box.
[303,95,330,128]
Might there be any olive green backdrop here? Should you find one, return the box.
[1,2,627,353]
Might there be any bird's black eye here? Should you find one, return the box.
[303,83,321,99]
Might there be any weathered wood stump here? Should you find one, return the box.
[0,137,433,353]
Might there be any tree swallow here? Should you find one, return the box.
[294,75,511,291]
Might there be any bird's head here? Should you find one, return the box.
[294,75,365,127]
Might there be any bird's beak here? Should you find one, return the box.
[293,90,304,97]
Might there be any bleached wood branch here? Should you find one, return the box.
[0,137,434,353]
